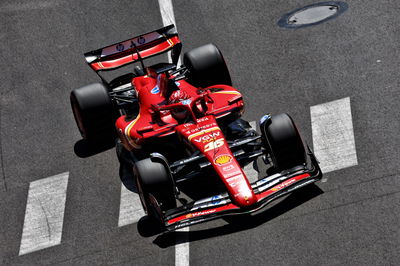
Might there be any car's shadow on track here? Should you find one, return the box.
[151,184,324,248]
[74,139,115,158]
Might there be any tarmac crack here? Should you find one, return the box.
[323,172,400,193]
[0,103,7,192]
[37,197,52,241]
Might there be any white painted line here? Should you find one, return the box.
[311,97,358,175]
[175,227,190,266]
[158,0,177,28]
[249,120,257,131]
[19,172,69,255]
[243,163,259,183]
[157,3,188,265]
[118,184,145,227]
[158,0,181,65]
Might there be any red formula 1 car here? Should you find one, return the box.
[71,25,322,231]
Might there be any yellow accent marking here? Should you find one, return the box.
[167,38,173,46]
[188,127,220,141]
[125,114,141,149]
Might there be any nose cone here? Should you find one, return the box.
[233,187,257,207]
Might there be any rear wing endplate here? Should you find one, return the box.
[84,25,181,72]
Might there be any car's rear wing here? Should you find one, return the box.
[84,25,181,72]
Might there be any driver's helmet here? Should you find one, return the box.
[169,90,191,121]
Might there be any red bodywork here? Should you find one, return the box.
[84,25,181,71]
[115,74,255,207]
[80,25,322,231]
[167,173,311,225]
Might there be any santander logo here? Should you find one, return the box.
[271,178,296,191]
[186,209,216,218]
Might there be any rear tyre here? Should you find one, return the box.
[70,83,117,142]
[134,158,176,219]
[260,113,306,171]
[183,43,232,88]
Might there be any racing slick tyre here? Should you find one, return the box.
[260,113,306,171]
[184,43,232,88]
[134,158,177,219]
[70,83,117,142]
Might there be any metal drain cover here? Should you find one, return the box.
[278,1,348,28]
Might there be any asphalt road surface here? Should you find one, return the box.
[1,0,399,265]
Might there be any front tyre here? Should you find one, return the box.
[260,113,306,171]
[134,158,177,220]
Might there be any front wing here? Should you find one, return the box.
[164,151,322,231]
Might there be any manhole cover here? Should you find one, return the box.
[278,1,348,29]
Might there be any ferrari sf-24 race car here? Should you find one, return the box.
[70,25,322,231]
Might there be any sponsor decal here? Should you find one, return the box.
[197,117,209,122]
[256,173,281,187]
[116,43,124,51]
[137,36,145,44]
[225,171,242,179]
[232,188,252,198]
[181,99,191,105]
[187,123,216,134]
[214,154,232,165]
[211,195,222,205]
[223,165,234,171]
[259,114,271,125]
[189,129,199,134]
[186,209,217,219]
[175,221,191,229]
[190,195,226,211]
[271,178,296,192]
[194,131,220,143]
[151,86,160,94]
[188,126,219,140]
[175,81,180,86]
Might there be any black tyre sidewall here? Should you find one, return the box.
[262,113,306,171]
[184,43,232,87]
[134,158,176,216]
[70,83,117,141]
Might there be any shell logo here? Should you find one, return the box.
[214,155,232,165]
[186,213,193,218]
